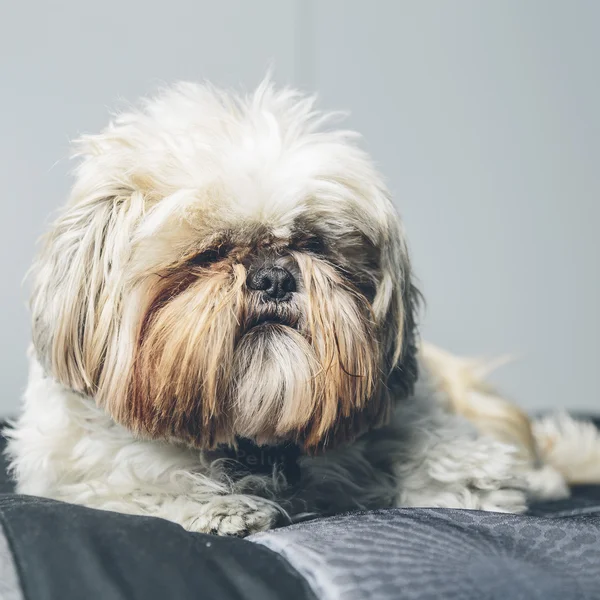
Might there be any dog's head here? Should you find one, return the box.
[31,81,419,451]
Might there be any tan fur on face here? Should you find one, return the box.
[123,263,246,447]
[94,244,390,448]
[294,253,383,445]
[104,251,387,451]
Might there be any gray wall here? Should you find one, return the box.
[1,0,598,415]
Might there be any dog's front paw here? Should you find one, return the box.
[474,486,528,513]
[461,440,529,513]
[396,436,530,513]
[189,495,280,537]
[463,441,529,512]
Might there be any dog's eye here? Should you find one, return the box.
[189,245,230,266]
[299,236,326,255]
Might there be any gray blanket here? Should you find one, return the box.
[252,506,600,600]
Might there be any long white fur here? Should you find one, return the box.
[7,350,532,533]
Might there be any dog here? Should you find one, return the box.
[6,80,600,536]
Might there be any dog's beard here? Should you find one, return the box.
[122,254,387,451]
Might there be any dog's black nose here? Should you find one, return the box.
[247,266,296,300]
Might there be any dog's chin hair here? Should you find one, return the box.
[233,254,387,449]
[232,324,318,442]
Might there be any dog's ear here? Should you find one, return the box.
[30,147,141,395]
[373,213,421,400]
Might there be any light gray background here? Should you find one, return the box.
[1,0,598,416]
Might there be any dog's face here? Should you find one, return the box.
[31,82,419,451]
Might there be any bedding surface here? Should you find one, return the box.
[251,505,600,600]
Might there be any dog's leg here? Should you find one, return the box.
[392,412,528,513]
[11,465,283,536]
[295,398,530,516]
[11,457,283,536]
[6,360,284,537]
[419,344,571,503]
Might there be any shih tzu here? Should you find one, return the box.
[5,80,600,536]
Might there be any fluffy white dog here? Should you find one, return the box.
[5,81,600,536]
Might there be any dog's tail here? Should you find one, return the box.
[420,342,538,463]
[532,413,600,485]
[421,342,600,486]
